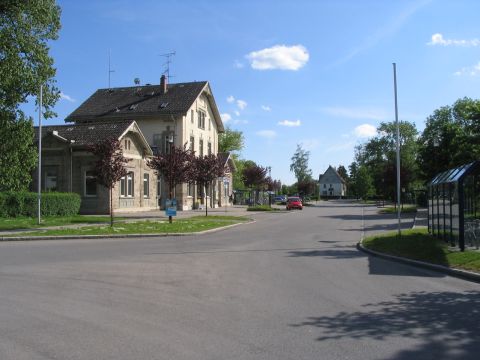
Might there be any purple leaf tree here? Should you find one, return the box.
[147,145,195,223]
[193,154,225,216]
[88,138,130,227]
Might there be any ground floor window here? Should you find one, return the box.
[85,170,97,197]
[188,182,194,197]
[144,173,149,198]
[120,172,134,197]
[44,166,58,191]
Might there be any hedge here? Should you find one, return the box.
[0,192,81,217]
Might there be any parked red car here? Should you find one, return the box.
[286,196,303,210]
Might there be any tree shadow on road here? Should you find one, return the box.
[291,290,480,359]
[287,246,365,259]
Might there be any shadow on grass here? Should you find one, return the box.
[291,290,480,359]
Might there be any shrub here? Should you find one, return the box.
[247,205,276,211]
[0,192,81,217]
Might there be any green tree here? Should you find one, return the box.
[356,166,374,201]
[0,0,61,191]
[355,121,418,201]
[337,165,348,182]
[218,127,245,155]
[290,144,312,182]
[0,110,38,192]
[417,97,480,182]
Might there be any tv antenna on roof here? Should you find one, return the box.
[108,50,115,88]
[159,51,176,82]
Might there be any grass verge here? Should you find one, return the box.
[378,205,417,214]
[363,228,480,272]
[0,215,127,231]
[5,216,250,237]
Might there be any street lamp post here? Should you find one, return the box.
[393,63,401,237]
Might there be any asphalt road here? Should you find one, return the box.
[0,201,478,360]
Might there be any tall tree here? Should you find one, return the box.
[147,145,195,223]
[417,97,480,181]
[356,166,374,201]
[242,164,267,204]
[88,138,130,227]
[193,154,225,216]
[290,144,312,182]
[337,165,348,182]
[355,121,418,201]
[0,0,61,191]
[218,127,245,155]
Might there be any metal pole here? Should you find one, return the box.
[393,63,401,236]
[37,85,43,225]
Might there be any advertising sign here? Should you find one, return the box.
[165,198,177,217]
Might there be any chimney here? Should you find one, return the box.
[160,75,168,94]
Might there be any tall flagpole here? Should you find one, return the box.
[393,63,401,236]
[37,85,43,225]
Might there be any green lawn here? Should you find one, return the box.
[363,228,480,272]
[378,205,417,214]
[0,215,127,231]
[5,216,250,237]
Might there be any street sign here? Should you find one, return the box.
[165,198,177,217]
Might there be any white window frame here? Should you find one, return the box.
[120,172,134,198]
[143,173,149,198]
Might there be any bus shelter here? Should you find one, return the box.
[428,161,479,251]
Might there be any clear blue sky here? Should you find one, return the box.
[28,0,480,185]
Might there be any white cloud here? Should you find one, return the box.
[322,107,387,121]
[236,99,247,110]
[234,119,249,125]
[234,110,240,117]
[428,33,480,47]
[261,105,271,111]
[454,61,480,76]
[60,92,75,102]
[227,95,235,103]
[278,119,301,127]
[354,124,378,138]
[246,44,309,71]
[221,113,231,123]
[256,130,277,139]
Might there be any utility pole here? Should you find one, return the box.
[37,85,43,225]
[393,63,401,236]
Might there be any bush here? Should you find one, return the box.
[0,192,81,217]
[247,205,276,211]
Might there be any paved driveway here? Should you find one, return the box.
[0,201,478,360]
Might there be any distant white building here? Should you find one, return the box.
[319,166,346,198]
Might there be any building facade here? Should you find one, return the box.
[66,76,229,211]
[33,121,157,214]
[319,166,347,198]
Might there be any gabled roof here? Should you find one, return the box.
[34,120,152,155]
[319,165,346,184]
[218,152,237,172]
[65,81,224,132]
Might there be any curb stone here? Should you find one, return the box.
[357,241,480,284]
